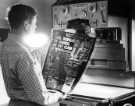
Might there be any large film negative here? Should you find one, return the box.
[43,29,95,93]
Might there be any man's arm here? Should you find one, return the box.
[16,53,63,105]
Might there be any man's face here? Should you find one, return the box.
[29,15,37,33]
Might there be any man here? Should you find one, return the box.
[0,4,64,106]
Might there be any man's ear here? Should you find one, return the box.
[24,20,30,31]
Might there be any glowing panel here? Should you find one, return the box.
[70,83,135,99]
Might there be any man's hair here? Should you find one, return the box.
[8,4,37,30]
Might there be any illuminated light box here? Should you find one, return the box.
[65,82,135,106]
[70,83,135,99]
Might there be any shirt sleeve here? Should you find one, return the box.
[16,53,62,105]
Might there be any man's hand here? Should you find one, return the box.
[55,90,67,102]
[48,89,66,101]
